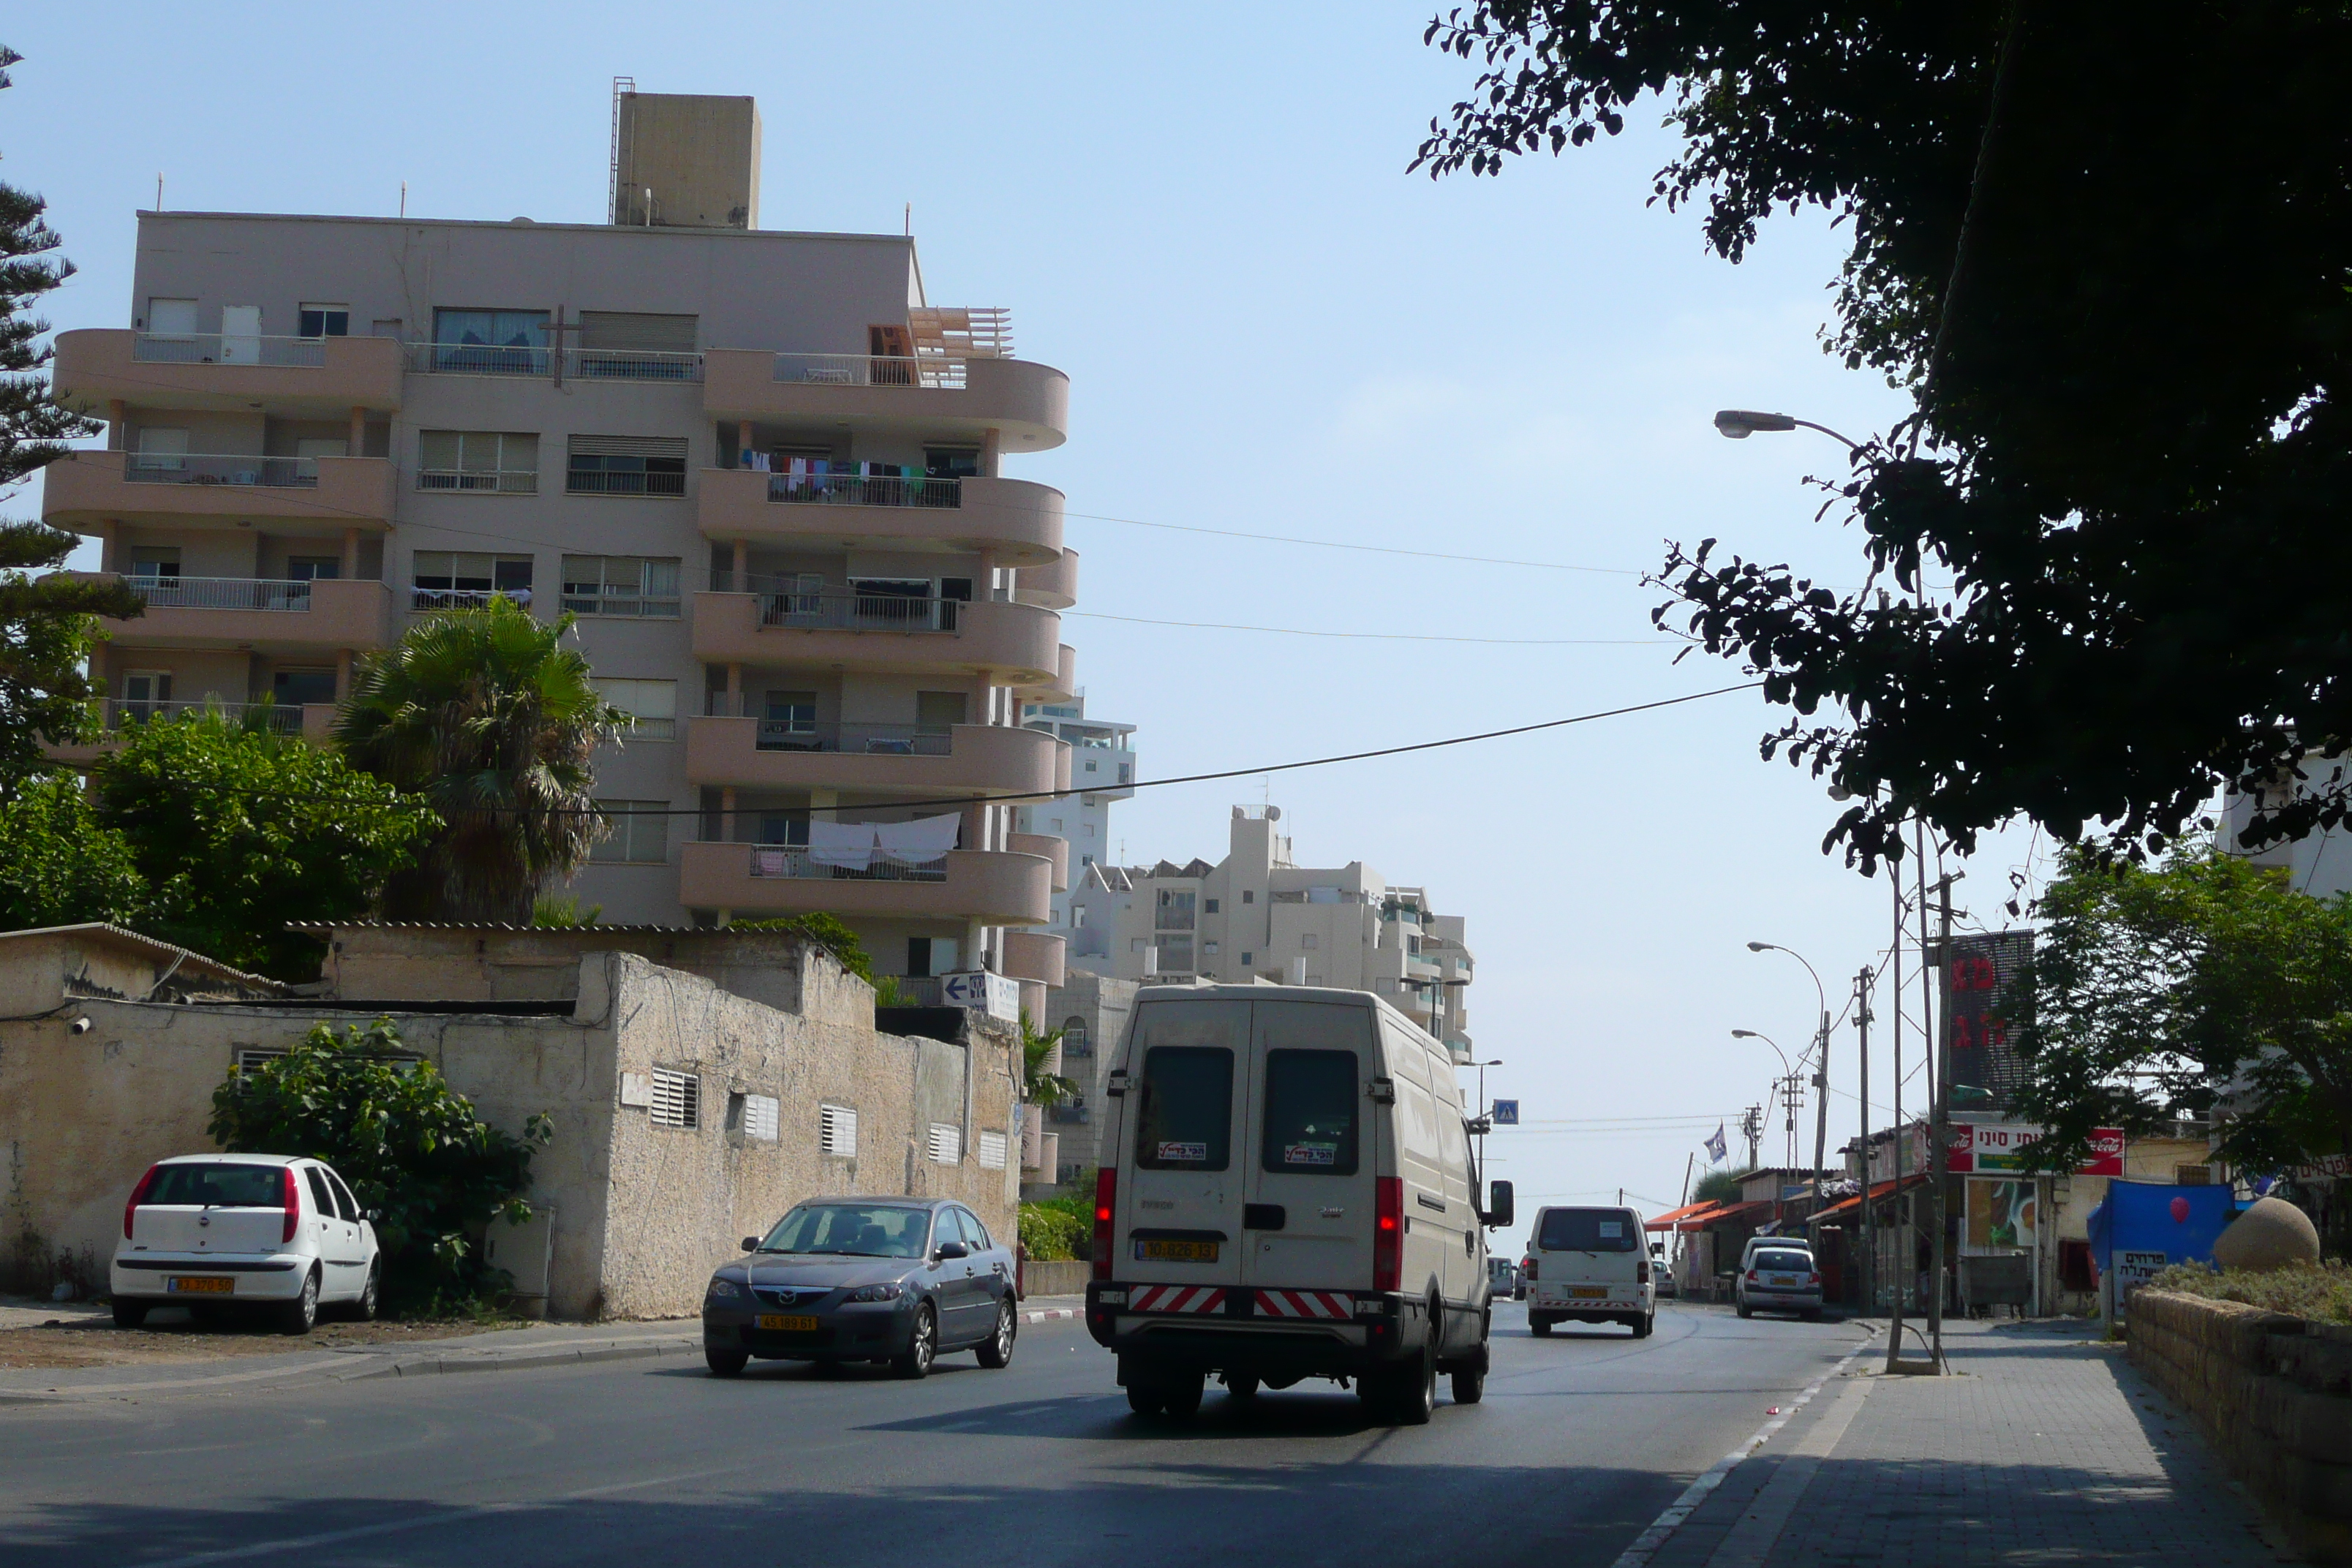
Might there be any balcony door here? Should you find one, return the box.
[221,305,263,364]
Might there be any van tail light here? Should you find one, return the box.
[1373,1177,1403,1293]
[281,1167,301,1245]
[1521,1257,1537,1281]
[123,1163,162,1240]
[1637,1259,1650,1284]
[1091,1167,1116,1281]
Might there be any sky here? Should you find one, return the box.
[7,3,2041,1226]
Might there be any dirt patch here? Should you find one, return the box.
[0,1308,516,1371]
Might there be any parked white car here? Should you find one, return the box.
[111,1155,380,1334]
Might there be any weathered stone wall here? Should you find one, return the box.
[2128,1289,2352,1564]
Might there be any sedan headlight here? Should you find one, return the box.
[705,1278,745,1300]
[845,1282,904,1303]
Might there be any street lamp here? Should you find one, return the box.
[1714,409,1861,450]
[1746,942,1834,1212]
[1730,1029,1798,1169]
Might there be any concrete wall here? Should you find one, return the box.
[2129,1290,2352,1564]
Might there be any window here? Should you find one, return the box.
[567,435,688,497]
[1300,932,1319,951]
[304,1166,335,1217]
[1063,1017,1090,1056]
[594,678,677,740]
[927,1123,962,1164]
[298,303,350,339]
[976,1131,1009,1170]
[132,427,189,472]
[924,446,981,478]
[431,308,549,374]
[1261,1049,1360,1175]
[147,298,198,336]
[1205,899,1219,915]
[915,690,968,730]
[143,1164,288,1207]
[1156,888,1196,932]
[562,555,681,617]
[285,555,339,581]
[819,1104,858,1156]
[324,1169,361,1221]
[737,1093,780,1142]
[957,1208,994,1250]
[1240,952,1254,966]
[1243,889,1255,904]
[907,936,957,978]
[592,799,668,864]
[272,668,337,707]
[649,1068,700,1128]
[1156,936,1196,972]
[121,671,173,711]
[1084,760,1098,773]
[1204,941,1219,958]
[759,811,810,848]
[576,312,698,379]
[762,690,817,735]
[418,431,538,494]
[1134,1040,1235,1171]
[129,549,181,582]
[412,551,532,608]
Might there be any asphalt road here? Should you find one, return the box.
[0,1300,1863,1568]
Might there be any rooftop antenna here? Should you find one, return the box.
[608,75,637,223]
[154,173,162,212]
[904,201,911,236]
[399,180,407,219]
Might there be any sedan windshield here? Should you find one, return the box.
[758,1204,930,1258]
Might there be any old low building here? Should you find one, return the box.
[0,923,1019,1319]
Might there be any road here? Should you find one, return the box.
[0,1300,1863,1568]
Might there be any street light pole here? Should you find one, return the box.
[1746,943,1833,1210]
[1730,1029,1794,1168]
[1713,409,1861,450]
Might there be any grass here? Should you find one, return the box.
[2149,1259,2352,1326]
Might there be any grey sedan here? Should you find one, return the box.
[701,1197,1017,1379]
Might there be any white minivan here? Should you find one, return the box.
[1521,1205,1656,1337]
[111,1154,380,1334]
[1082,985,1512,1425]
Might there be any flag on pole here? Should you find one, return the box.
[1705,1123,1728,1164]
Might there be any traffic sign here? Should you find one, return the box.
[1490,1098,1520,1126]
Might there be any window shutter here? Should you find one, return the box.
[578,312,698,353]
[820,1104,858,1156]
[649,1068,699,1128]
[927,1123,962,1164]
[742,1093,779,1142]
[568,434,689,462]
[977,1131,1008,1170]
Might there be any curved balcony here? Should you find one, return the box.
[1014,547,1078,611]
[50,329,403,418]
[684,717,1064,797]
[680,843,1052,925]
[690,590,1060,683]
[42,450,395,534]
[1002,930,1067,988]
[67,573,396,653]
[696,470,1062,566]
[702,350,1068,451]
[1006,832,1069,893]
[1017,644,1078,705]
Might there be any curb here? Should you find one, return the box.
[342,1335,698,1382]
[1020,1307,1079,1325]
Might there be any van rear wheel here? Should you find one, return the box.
[1450,1363,1486,1404]
[1530,1313,1553,1337]
[1126,1384,1162,1416]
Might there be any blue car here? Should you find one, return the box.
[701,1197,1017,1379]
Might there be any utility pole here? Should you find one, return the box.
[1741,1104,1763,1169]
[1928,869,1962,1370]
[1856,967,1874,1320]
[1809,1002,1831,1217]
[1886,862,1908,1373]
[1678,1151,1695,1210]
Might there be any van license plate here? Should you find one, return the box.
[1135,1240,1218,1264]
[755,1314,818,1332]
[167,1277,234,1294]
[1571,1286,1607,1299]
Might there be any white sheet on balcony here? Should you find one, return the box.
[874,813,961,867]
[808,820,880,870]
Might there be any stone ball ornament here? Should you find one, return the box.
[2209,1195,2322,1273]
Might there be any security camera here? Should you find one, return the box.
[67,1016,92,1035]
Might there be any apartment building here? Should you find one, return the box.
[1014,691,1137,928]
[1064,805,1477,1061]
[42,94,1078,1018]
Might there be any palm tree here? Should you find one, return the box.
[335,597,629,922]
[1021,1016,1077,1107]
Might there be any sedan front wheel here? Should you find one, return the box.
[893,1303,938,1379]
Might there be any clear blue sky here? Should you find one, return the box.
[9,3,2038,1225]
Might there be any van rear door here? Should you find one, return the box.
[1121,998,1251,1296]
[1239,999,1378,1297]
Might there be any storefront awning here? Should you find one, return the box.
[1644,1199,1722,1232]
[1806,1173,1929,1223]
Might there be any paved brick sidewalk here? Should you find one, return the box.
[1648,1316,2299,1568]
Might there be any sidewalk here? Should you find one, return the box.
[1640,1316,2299,1568]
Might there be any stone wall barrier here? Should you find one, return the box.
[2128,1289,2352,1564]
[1020,1259,1090,1298]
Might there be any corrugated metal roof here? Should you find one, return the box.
[288,921,777,935]
[0,922,280,990]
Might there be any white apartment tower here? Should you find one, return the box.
[43,94,1081,1019]
[1014,692,1136,929]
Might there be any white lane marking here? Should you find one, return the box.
[1703,1378,1873,1568]
[129,1464,744,1568]
[1605,1331,1874,1568]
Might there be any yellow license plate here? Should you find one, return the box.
[755,1313,818,1332]
[168,1277,235,1294]
[1571,1286,1608,1299]
[1137,1239,1219,1264]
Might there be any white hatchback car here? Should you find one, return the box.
[111,1155,380,1334]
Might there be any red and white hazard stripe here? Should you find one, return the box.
[1254,1289,1354,1319]
[1128,1285,1226,1314]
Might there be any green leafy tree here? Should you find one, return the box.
[0,45,144,777]
[1021,1015,1077,1107]
[208,1018,552,1308]
[95,709,434,979]
[1419,6,2352,870]
[1692,1167,1749,1206]
[335,598,627,922]
[2016,848,2352,1177]
[0,771,143,928]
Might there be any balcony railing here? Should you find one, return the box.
[405,341,549,377]
[565,467,686,498]
[418,467,538,494]
[741,845,949,883]
[771,353,968,391]
[708,576,964,633]
[559,347,703,382]
[747,720,954,756]
[94,698,307,734]
[401,342,706,381]
[765,470,962,510]
[121,575,319,611]
[132,333,331,367]
[410,586,535,611]
[124,453,318,489]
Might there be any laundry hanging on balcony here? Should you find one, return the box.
[873,813,962,867]
[807,820,881,870]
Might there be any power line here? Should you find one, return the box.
[1066,610,1669,647]
[1046,505,1643,576]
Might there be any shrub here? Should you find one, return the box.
[2149,1259,2352,1326]
[208,1018,551,1311]
[1019,1193,1092,1262]
[725,912,874,983]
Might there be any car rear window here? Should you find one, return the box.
[144,1164,285,1208]
[1756,1250,1813,1272]
[1260,1048,1358,1175]
[1537,1207,1640,1252]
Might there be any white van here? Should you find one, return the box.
[1082,985,1512,1425]
[1520,1205,1655,1337]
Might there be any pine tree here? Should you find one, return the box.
[0,45,145,784]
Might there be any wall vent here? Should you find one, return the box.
[820,1103,858,1156]
[649,1068,700,1128]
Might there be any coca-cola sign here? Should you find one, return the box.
[1947,1122,2123,1176]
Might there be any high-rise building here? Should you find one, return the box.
[1014,691,1135,929]
[1064,805,1477,1061]
[43,92,1079,1019]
